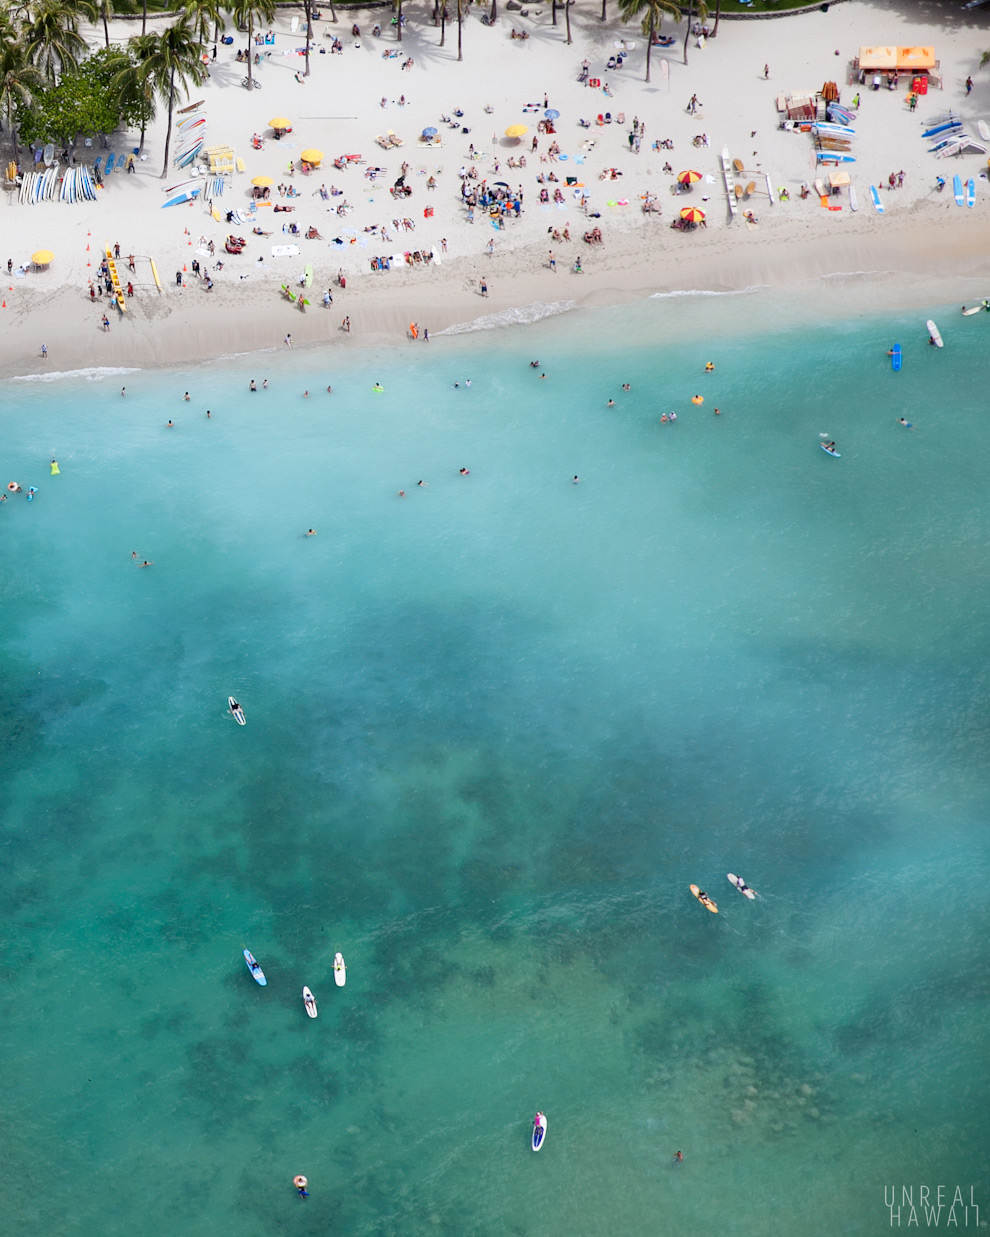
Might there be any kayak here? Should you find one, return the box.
[333,952,346,987]
[532,1113,548,1151]
[690,884,718,913]
[727,873,757,900]
[243,948,267,985]
[302,986,318,1018]
[229,697,246,725]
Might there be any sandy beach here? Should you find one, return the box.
[5,0,990,374]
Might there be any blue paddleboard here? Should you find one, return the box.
[820,444,841,458]
[243,949,267,985]
[967,178,976,208]
[953,174,964,206]
[870,185,884,214]
[891,344,902,371]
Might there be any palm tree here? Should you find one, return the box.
[617,0,680,82]
[564,0,572,43]
[456,0,463,60]
[119,30,157,152]
[95,0,114,47]
[0,35,42,157]
[20,0,89,81]
[228,0,275,90]
[183,0,223,46]
[394,0,403,42]
[681,0,707,66]
[302,0,312,75]
[135,19,208,175]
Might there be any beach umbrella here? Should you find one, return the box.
[505,124,528,138]
[269,116,290,129]
[680,206,705,221]
[545,109,560,120]
[251,175,274,187]
[677,169,702,185]
[300,148,323,165]
[31,249,54,267]
[422,127,438,137]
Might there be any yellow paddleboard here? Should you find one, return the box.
[690,884,718,913]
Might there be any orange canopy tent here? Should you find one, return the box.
[858,45,935,71]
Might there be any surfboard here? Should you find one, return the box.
[303,263,314,288]
[690,884,718,913]
[820,443,841,457]
[532,1114,547,1151]
[848,185,858,212]
[979,120,990,141]
[962,304,983,315]
[302,986,318,1018]
[243,949,267,985]
[161,189,201,207]
[953,174,964,206]
[727,873,757,899]
[43,143,54,166]
[333,952,346,986]
[890,343,901,370]
[105,152,116,175]
[926,319,943,348]
[228,696,246,725]
[967,178,976,208]
[870,185,884,214]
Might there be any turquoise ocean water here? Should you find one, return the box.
[2,288,988,1236]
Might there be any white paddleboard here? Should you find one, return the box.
[727,873,757,899]
[926,319,943,347]
[333,952,346,987]
[980,120,990,142]
[303,986,318,1018]
[962,304,983,315]
[532,1113,548,1151]
[228,696,246,725]
[848,185,858,212]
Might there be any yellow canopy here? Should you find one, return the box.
[269,116,291,129]
[828,170,850,188]
[251,175,274,187]
[505,124,528,138]
[858,46,897,71]
[898,46,935,70]
[300,148,323,164]
[32,249,54,265]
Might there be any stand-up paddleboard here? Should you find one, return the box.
[690,884,718,913]
[848,184,858,212]
[303,986,318,1018]
[727,874,757,900]
[962,304,983,315]
[953,174,964,206]
[106,152,116,175]
[228,697,246,725]
[532,1113,547,1151]
[303,263,314,288]
[43,142,55,166]
[243,949,267,985]
[870,185,884,214]
[967,178,976,208]
[820,443,841,457]
[333,952,346,987]
[890,343,902,370]
[162,188,201,208]
[927,319,943,348]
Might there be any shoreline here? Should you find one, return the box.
[6,214,990,378]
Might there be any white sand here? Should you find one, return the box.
[4,0,990,373]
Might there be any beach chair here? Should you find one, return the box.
[375,135,390,149]
[387,130,403,147]
[236,157,246,173]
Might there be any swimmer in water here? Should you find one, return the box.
[263,379,269,389]
[530,360,540,368]
[139,560,154,567]
[417,480,429,487]
[465,379,471,387]
[206,410,212,418]
[606,399,615,407]
[673,1151,683,1163]
[539,373,547,380]
[121,387,126,397]
[714,407,721,415]
[373,383,384,393]
[250,380,257,391]
[622,383,631,391]
[705,362,714,372]
[459,468,470,475]
[898,417,914,429]
[326,386,332,394]
[50,459,60,475]
[302,390,309,398]
[166,420,174,428]
[183,392,190,401]
[572,475,580,484]
[131,551,138,560]
[306,529,316,536]
[397,490,406,498]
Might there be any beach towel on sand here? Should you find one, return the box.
[270,244,301,257]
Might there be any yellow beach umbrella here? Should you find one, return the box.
[251,175,274,187]
[505,124,528,138]
[680,207,705,222]
[269,117,291,131]
[677,169,702,185]
[32,249,54,267]
[300,148,323,165]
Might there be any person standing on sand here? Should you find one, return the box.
[40,343,47,359]
[764,64,769,79]
[102,315,110,332]
[687,94,699,114]
[548,251,556,272]
[285,333,292,347]
[480,278,488,297]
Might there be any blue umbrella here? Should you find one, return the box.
[545,109,560,120]
[422,126,438,137]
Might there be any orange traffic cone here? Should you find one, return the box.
[183,263,187,272]
[2,301,6,309]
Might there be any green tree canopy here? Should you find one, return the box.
[15,46,150,148]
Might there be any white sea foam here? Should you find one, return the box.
[649,285,767,299]
[438,300,575,335]
[10,366,141,383]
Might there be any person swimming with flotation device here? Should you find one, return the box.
[50,459,60,475]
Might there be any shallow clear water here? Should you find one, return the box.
[3,291,988,1236]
